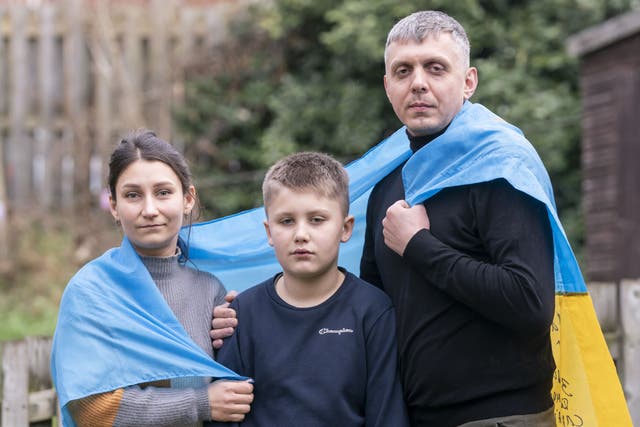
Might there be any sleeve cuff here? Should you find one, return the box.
[196,386,211,421]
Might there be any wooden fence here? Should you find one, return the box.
[0,0,259,260]
[1,279,639,426]
[1,336,58,427]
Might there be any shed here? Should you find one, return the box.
[567,9,640,282]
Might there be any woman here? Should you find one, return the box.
[51,130,253,427]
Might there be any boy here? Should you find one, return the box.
[211,152,408,427]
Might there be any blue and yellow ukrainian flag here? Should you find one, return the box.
[51,237,245,427]
[185,101,632,426]
[51,101,630,427]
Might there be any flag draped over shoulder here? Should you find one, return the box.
[400,101,631,426]
[185,101,631,426]
[182,127,412,291]
[51,237,243,427]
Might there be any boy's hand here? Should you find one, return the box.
[211,291,238,349]
[208,379,254,422]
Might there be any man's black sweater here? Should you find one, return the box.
[360,134,556,427]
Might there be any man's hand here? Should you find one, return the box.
[211,291,238,350]
[208,379,254,422]
[382,200,430,256]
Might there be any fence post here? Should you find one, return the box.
[587,281,621,361]
[620,278,640,422]
[1,340,29,426]
[8,3,31,211]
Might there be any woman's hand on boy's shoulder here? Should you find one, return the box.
[211,291,238,349]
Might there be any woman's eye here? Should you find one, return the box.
[125,192,139,199]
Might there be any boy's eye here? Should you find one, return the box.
[280,218,294,225]
[310,216,325,223]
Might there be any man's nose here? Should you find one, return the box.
[411,69,429,93]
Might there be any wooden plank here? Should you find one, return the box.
[0,7,8,264]
[1,340,29,427]
[91,0,114,194]
[148,0,174,138]
[8,3,31,209]
[119,2,145,130]
[36,2,57,210]
[0,136,8,266]
[587,282,619,332]
[26,337,53,390]
[620,278,640,422]
[566,9,640,57]
[63,0,89,212]
[0,5,5,116]
[618,67,640,280]
[28,389,57,424]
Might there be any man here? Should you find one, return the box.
[358,10,556,427]
[213,11,556,427]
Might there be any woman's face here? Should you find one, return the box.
[109,159,195,257]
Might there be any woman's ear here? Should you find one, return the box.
[184,185,197,214]
[109,193,119,223]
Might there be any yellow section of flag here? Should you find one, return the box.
[551,294,632,426]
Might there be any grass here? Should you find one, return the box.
[0,215,120,341]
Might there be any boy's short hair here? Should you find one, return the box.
[262,152,350,216]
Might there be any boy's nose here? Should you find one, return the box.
[294,225,310,243]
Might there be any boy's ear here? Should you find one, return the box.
[263,220,274,246]
[340,215,355,243]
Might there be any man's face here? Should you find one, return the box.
[384,33,477,137]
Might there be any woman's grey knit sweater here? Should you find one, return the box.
[112,251,226,427]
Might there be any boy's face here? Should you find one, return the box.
[263,186,354,282]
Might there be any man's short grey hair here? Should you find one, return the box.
[384,11,470,69]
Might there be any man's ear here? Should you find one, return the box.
[463,66,478,100]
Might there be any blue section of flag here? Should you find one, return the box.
[183,127,412,292]
[401,101,585,294]
[51,100,591,427]
[185,101,585,295]
[51,237,244,427]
